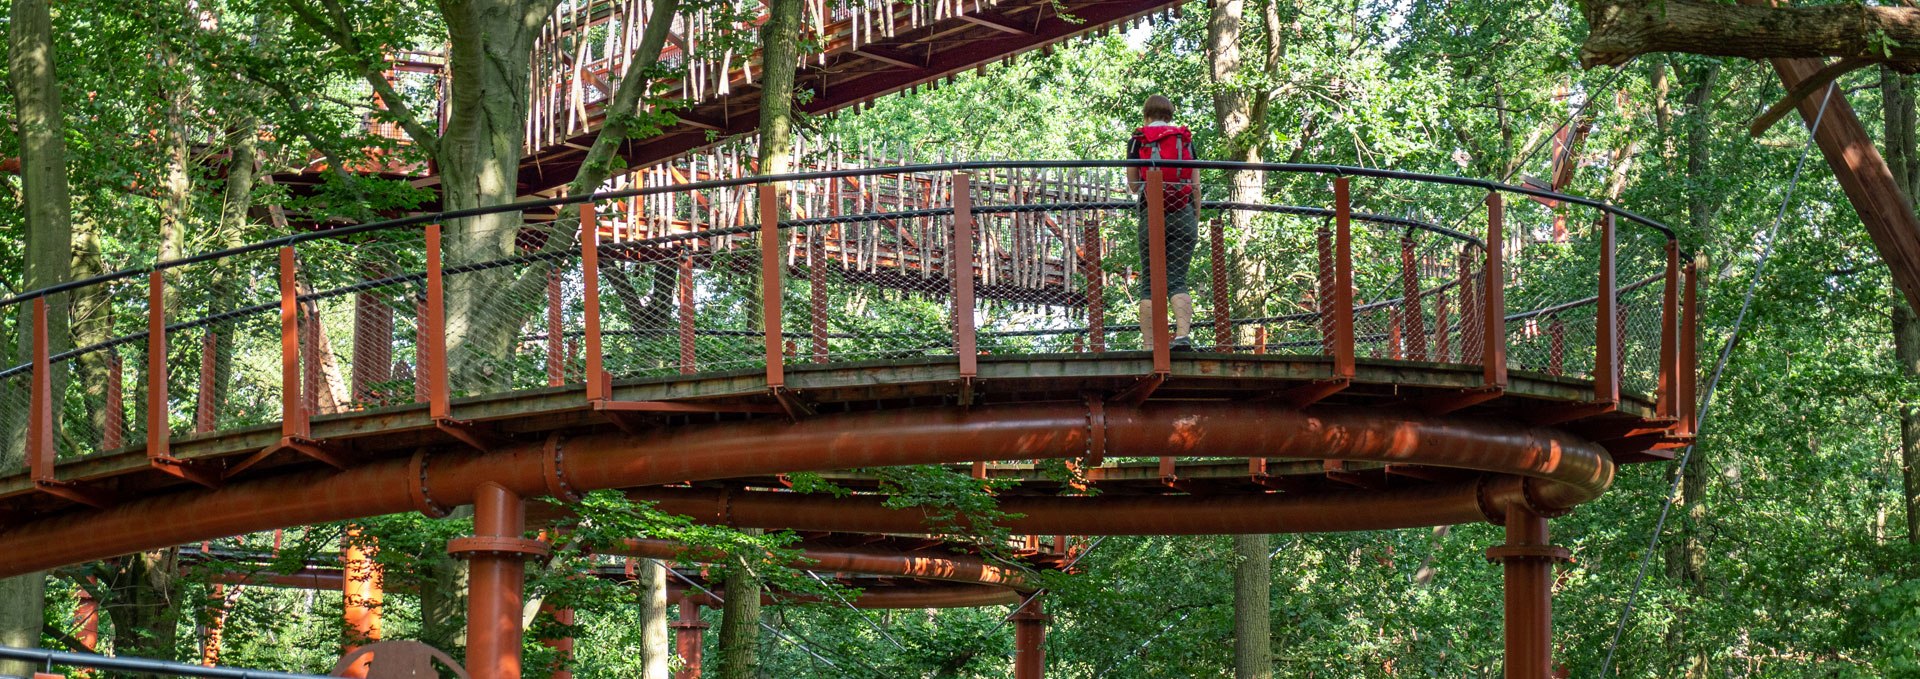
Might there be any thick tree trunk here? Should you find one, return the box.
[1664,63,1718,678]
[437,0,559,388]
[637,558,671,679]
[1231,534,1271,679]
[101,550,185,665]
[1883,66,1920,549]
[712,529,764,679]
[3,0,71,666]
[1579,0,1920,67]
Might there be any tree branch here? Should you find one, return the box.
[1579,0,1920,69]
[282,0,442,156]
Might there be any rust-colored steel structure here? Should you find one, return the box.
[0,160,1692,678]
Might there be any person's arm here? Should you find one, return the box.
[1125,136,1143,194]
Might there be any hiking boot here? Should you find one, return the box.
[1170,336,1195,352]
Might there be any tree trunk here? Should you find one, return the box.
[712,529,764,679]
[1883,66,1920,549]
[437,0,559,389]
[1578,0,1920,67]
[3,0,72,666]
[744,0,803,335]
[1231,534,1271,679]
[100,550,185,666]
[638,558,671,679]
[1663,62,1718,679]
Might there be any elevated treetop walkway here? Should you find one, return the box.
[0,160,1694,679]
[281,0,1179,197]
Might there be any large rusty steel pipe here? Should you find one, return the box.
[1487,504,1566,679]
[625,479,1557,536]
[674,584,1020,610]
[0,402,1611,577]
[606,538,1033,591]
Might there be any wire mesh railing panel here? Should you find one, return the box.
[443,218,575,398]
[1616,227,1672,400]
[595,249,692,380]
[968,168,1113,355]
[293,227,431,414]
[166,248,287,436]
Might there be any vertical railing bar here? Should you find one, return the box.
[147,272,170,459]
[1482,192,1507,389]
[953,172,977,380]
[1594,213,1619,404]
[279,246,307,438]
[425,223,451,421]
[1655,240,1680,419]
[760,182,785,389]
[582,203,609,402]
[29,297,54,483]
[1333,177,1355,379]
[1682,259,1699,437]
[1146,171,1170,373]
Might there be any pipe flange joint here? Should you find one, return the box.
[1521,477,1573,519]
[541,434,583,503]
[1473,475,1504,525]
[447,536,551,559]
[1083,395,1107,466]
[408,450,451,519]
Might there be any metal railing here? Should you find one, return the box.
[0,645,332,679]
[0,160,1698,486]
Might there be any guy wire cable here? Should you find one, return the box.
[1597,80,1837,677]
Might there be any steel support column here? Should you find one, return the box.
[1012,595,1047,679]
[450,482,547,679]
[341,526,381,678]
[1486,504,1568,679]
[671,595,708,679]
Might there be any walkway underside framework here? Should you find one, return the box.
[0,161,1696,679]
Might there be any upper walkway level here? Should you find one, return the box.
[0,160,1696,531]
[283,0,1179,196]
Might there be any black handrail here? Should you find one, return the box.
[0,645,333,679]
[0,160,1677,308]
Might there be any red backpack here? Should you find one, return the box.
[1131,125,1197,210]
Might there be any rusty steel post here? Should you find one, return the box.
[760,182,785,389]
[148,272,171,457]
[341,526,382,678]
[1461,248,1481,364]
[1486,504,1567,679]
[679,253,697,374]
[28,298,54,482]
[1682,261,1700,436]
[424,224,451,420]
[451,482,546,679]
[1402,234,1426,361]
[74,586,98,651]
[1656,240,1680,419]
[1595,214,1619,403]
[542,605,576,679]
[1012,595,1048,679]
[1146,171,1170,372]
[672,595,708,679]
[1333,177,1355,379]
[1210,218,1229,351]
[954,172,978,380]
[201,584,232,667]
[582,204,610,402]
[279,246,308,438]
[1482,193,1507,388]
[1084,217,1105,353]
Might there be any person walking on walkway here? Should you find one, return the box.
[1126,94,1200,351]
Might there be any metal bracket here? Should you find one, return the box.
[1521,400,1617,427]
[434,417,507,451]
[226,435,348,479]
[1263,378,1349,409]
[34,479,116,509]
[770,387,815,420]
[1408,386,1505,416]
[1112,372,1167,406]
[151,456,223,489]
